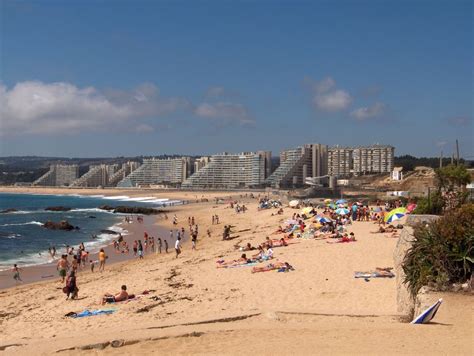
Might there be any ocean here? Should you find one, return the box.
[0,193,180,271]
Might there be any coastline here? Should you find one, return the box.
[0,214,171,290]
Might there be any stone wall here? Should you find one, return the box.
[394,214,440,320]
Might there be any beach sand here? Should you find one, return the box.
[0,187,472,355]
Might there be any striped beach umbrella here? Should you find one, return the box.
[315,215,332,223]
[335,208,350,215]
[384,207,407,223]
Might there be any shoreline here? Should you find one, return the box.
[0,214,173,290]
[0,188,250,290]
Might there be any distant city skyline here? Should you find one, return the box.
[0,1,472,158]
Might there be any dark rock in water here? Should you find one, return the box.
[98,205,163,215]
[0,208,18,213]
[88,216,96,219]
[100,229,119,235]
[43,220,77,231]
[45,206,72,212]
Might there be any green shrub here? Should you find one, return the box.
[403,204,474,296]
[413,192,445,215]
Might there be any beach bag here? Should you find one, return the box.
[62,286,69,294]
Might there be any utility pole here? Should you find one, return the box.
[440,150,443,168]
[456,139,460,166]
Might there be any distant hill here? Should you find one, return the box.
[394,155,472,171]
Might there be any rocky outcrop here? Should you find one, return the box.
[100,229,119,235]
[98,205,163,215]
[0,208,18,213]
[394,214,440,320]
[45,206,72,211]
[43,220,78,231]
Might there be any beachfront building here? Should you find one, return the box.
[266,144,328,188]
[69,161,140,187]
[328,145,395,177]
[194,156,210,173]
[33,164,79,186]
[328,146,353,177]
[182,151,271,189]
[352,145,395,175]
[117,158,192,187]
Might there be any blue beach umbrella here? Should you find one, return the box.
[315,216,332,223]
[335,208,350,215]
[336,199,347,205]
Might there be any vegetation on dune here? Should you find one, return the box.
[403,204,474,297]
[413,164,471,215]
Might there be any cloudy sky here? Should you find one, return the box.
[0,0,472,158]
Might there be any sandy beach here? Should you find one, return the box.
[0,187,472,355]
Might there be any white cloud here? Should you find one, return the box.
[194,102,255,126]
[0,81,189,135]
[305,76,352,112]
[313,90,352,112]
[447,116,471,126]
[350,102,387,120]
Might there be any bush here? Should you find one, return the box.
[403,204,474,296]
[412,192,445,215]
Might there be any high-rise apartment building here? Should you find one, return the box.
[182,151,271,189]
[328,145,394,177]
[117,157,192,187]
[33,164,79,186]
[266,143,328,188]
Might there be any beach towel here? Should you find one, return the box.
[69,309,116,318]
[411,299,443,324]
[225,262,258,268]
[354,271,395,278]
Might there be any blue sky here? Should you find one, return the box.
[0,0,472,158]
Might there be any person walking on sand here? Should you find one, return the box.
[99,248,107,272]
[65,270,78,300]
[191,231,197,250]
[57,254,69,283]
[157,238,162,254]
[137,240,144,259]
[12,264,22,283]
[175,237,182,258]
[164,239,169,253]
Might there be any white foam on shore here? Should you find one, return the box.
[0,221,43,227]
[118,197,156,202]
[102,196,130,200]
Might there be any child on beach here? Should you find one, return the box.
[175,237,182,258]
[12,264,22,283]
[90,260,96,272]
[164,239,169,253]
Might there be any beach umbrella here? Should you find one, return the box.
[289,200,299,208]
[336,199,347,205]
[335,208,350,215]
[328,203,337,210]
[315,215,332,223]
[407,203,417,213]
[301,207,314,215]
[337,203,347,208]
[324,199,332,204]
[384,207,407,223]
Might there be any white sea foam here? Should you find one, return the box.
[102,195,130,200]
[0,221,43,227]
[118,197,156,202]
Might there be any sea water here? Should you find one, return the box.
[0,193,179,270]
